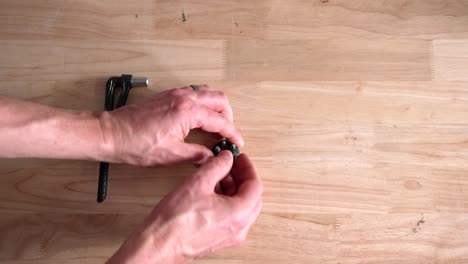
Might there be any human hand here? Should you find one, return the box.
[98,85,243,166]
[107,152,263,264]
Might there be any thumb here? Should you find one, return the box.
[193,150,234,190]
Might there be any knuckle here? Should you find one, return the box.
[190,173,211,191]
[216,91,228,101]
[231,214,248,231]
[172,96,195,112]
[195,178,210,191]
[168,88,186,97]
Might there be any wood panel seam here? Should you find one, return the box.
[430,40,435,81]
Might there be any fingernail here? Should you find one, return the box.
[218,150,233,160]
[239,137,245,147]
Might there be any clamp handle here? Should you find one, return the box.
[97,74,148,203]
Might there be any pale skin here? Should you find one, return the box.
[0,85,262,263]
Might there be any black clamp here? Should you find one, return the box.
[97,74,148,203]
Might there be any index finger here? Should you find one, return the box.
[231,154,263,207]
[193,106,244,147]
[196,90,234,123]
[181,85,233,122]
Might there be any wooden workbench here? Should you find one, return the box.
[1,0,468,263]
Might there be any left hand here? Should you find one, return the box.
[98,85,244,166]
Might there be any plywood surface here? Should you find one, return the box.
[1,0,468,263]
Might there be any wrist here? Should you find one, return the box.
[97,111,120,163]
[59,110,117,162]
[108,217,190,264]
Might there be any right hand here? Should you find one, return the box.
[107,151,263,264]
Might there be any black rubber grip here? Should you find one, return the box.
[97,162,109,203]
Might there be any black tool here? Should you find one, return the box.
[97,74,148,203]
[212,140,241,161]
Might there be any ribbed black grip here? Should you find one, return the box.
[97,162,109,203]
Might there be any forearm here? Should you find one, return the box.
[107,217,190,264]
[0,96,113,161]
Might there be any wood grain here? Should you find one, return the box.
[0,0,269,40]
[0,40,225,88]
[2,0,468,40]
[3,213,468,263]
[433,39,468,81]
[1,0,468,263]
[333,213,468,263]
[226,40,431,81]
[0,213,137,263]
[265,0,468,40]
[0,0,158,40]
